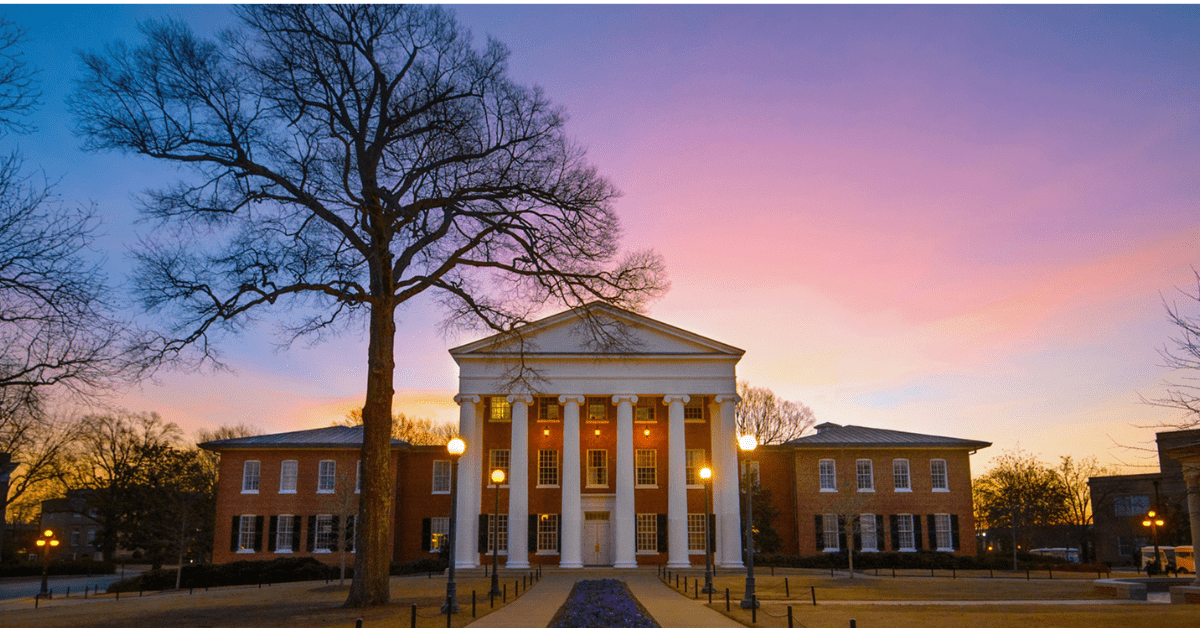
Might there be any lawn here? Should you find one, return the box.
[1,573,524,628]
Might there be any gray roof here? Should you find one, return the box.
[199,425,407,450]
[785,424,990,450]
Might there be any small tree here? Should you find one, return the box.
[1057,455,1115,563]
[973,449,1069,570]
[735,381,815,445]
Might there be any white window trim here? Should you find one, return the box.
[856,459,874,492]
[931,458,950,492]
[432,460,452,495]
[317,460,336,494]
[893,459,911,492]
[819,459,837,492]
[586,449,608,488]
[242,461,260,494]
[279,460,298,494]
[934,513,954,552]
[237,515,256,553]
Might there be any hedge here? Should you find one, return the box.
[755,550,1108,573]
[106,555,450,592]
[0,557,116,579]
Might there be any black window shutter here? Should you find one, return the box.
[529,514,538,554]
[344,515,355,551]
[876,515,885,551]
[307,515,317,552]
[950,514,960,550]
[230,516,240,552]
[656,514,668,553]
[852,515,862,551]
[253,516,264,552]
[815,515,824,551]
[557,515,562,552]
[330,516,340,550]
[421,518,431,551]
[889,515,899,551]
[478,514,489,554]
[912,516,923,550]
[292,516,302,552]
[927,515,937,550]
[267,516,278,552]
[837,515,847,552]
[708,513,716,553]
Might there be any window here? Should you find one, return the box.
[823,514,839,551]
[586,398,607,422]
[684,397,704,422]
[71,529,80,547]
[537,514,559,552]
[86,528,96,546]
[893,459,910,491]
[819,459,836,491]
[279,460,298,493]
[489,449,510,485]
[356,460,362,493]
[636,514,657,552]
[587,449,608,487]
[318,460,336,493]
[636,449,657,487]
[930,459,948,491]
[432,460,452,494]
[934,514,953,551]
[861,514,877,552]
[276,515,294,552]
[856,459,874,491]
[490,397,512,422]
[635,405,655,422]
[538,449,559,487]
[238,515,256,552]
[430,517,449,551]
[315,514,336,552]
[242,460,261,493]
[688,513,708,552]
[487,514,508,553]
[538,398,560,422]
[685,449,706,487]
[1114,495,1151,517]
[897,514,915,551]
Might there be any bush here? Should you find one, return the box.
[107,557,338,592]
[390,556,446,576]
[755,551,1108,574]
[0,556,116,579]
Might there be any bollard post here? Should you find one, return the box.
[116,589,120,601]
[411,604,417,628]
[67,586,70,598]
[989,568,993,578]
[1026,569,1030,581]
[831,565,834,577]
[772,565,775,576]
[850,620,856,628]
[684,575,688,591]
[751,595,757,623]
[139,587,143,597]
[952,568,956,579]
[503,583,507,603]
[694,584,698,600]
[709,585,713,604]
[788,605,794,628]
[892,567,896,578]
[930,568,934,578]
[726,588,730,612]
[35,594,39,609]
[811,585,817,606]
[84,586,88,599]
[1049,566,1053,580]
[785,577,789,598]
[473,590,477,617]
[356,619,363,628]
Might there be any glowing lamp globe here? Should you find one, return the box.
[447,438,466,456]
[699,467,712,481]
[491,469,506,484]
[738,435,758,452]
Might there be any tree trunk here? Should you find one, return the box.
[176,512,187,590]
[345,294,396,607]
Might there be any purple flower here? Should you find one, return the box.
[549,579,660,628]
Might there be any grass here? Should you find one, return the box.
[711,604,1200,628]
[1,573,530,628]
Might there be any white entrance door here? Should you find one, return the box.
[583,511,611,566]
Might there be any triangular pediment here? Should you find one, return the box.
[449,302,743,357]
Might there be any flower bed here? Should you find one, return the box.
[547,579,660,628]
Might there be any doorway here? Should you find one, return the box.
[583,511,611,566]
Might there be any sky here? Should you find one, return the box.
[6,4,1200,475]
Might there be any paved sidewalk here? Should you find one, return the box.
[469,568,743,628]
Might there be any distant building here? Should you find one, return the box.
[38,490,103,561]
[0,452,18,561]
[1089,428,1200,566]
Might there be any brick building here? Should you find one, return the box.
[201,304,988,568]
[37,490,103,561]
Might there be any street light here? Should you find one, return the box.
[1142,510,1165,575]
[489,468,505,599]
[442,437,465,614]
[36,529,59,595]
[738,434,758,609]
[700,467,715,594]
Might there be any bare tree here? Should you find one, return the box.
[1057,455,1116,563]
[1149,270,1200,426]
[340,409,457,446]
[70,5,665,606]
[735,380,815,445]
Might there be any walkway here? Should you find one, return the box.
[468,568,743,628]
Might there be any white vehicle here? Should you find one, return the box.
[1140,545,1176,571]
[1174,546,1194,574]
[1030,547,1080,563]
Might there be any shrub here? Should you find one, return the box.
[106,557,338,592]
[0,556,116,578]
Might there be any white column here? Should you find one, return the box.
[506,394,532,569]
[453,394,481,569]
[664,394,691,568]
[613,394,638,568]
[559,395,585,568]
[714,393,744,568]
[1185,468,1200,587]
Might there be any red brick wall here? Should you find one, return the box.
[790,447,977,555]
[753,447,799,555]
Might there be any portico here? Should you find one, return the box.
[449,303,745,570]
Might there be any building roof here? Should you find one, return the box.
[198,425,407,450]
[785,423,991,450]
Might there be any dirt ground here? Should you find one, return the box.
[1,574,517,628]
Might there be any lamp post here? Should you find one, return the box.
[1142,510,1165,574]
[700,467,715,594]
[442,438,465,614]
[489,468,505,599]
[36,529,59,595]
[738,434,758,609]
